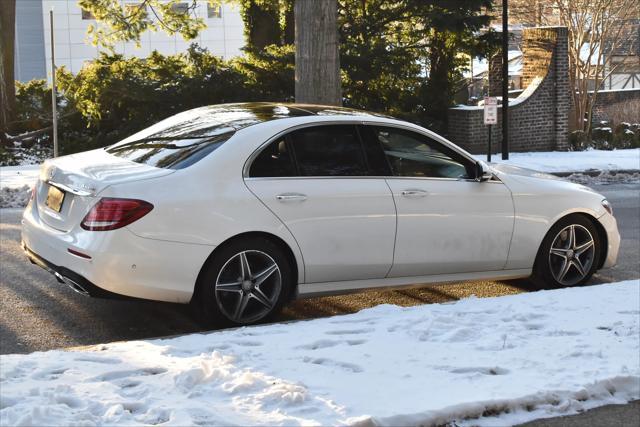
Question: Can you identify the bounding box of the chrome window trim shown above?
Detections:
[244,175,504,184]
[242,119,486,180]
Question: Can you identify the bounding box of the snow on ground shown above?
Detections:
[0,165,40,189]
[474,148,640,173]
[0,165,39,209]
[1,281,638,427]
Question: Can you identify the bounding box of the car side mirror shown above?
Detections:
[475,161,493,182]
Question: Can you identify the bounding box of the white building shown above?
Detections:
[15,0,245,83]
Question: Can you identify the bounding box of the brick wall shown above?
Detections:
[448,27,570,154]
[591,89,640,124]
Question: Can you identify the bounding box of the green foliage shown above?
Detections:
[56,45,259,150]
[568,130,588,151]
[569,122,639,152]
[239,0,290,52]
[612,122,639,149]
[337,0,496,131]
[591,126,614,150]
[233,44,295,101]
[3,43,299,166]
[14,80,53,132]
[5,0,501,163]
[78,0,217,49]
[338,1,422,116]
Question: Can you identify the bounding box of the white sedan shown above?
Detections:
[22,103,620,325]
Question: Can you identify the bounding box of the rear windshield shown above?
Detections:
[106,109,235,169]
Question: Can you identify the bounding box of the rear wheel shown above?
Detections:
[531,215,601,289]
[195,237,292,326]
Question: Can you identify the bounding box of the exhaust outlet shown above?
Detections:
[55,272,90,296]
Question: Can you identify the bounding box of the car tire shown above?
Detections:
[531,215,601,289]
[194,237,293,327]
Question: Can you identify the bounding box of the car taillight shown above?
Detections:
[81,198,153,231]
[30,185,36,200]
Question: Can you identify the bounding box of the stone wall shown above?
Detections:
[591,88,640,125]
[448,27,570,154]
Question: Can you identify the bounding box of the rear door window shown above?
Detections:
[249,138,296,177]
[288,125,367,176]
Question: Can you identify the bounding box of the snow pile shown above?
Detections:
[567,170,640,185]
[1,280,639,426]
[0,165,39,209]
[0,185,31,209]
[474,148,640,173]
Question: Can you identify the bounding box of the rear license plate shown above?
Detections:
[45,185,65,212]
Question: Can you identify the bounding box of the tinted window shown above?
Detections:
[289,125,367,176]
[250,138,295,177]
[371,127,472,179]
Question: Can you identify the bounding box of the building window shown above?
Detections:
[207,4,222,18]
[171,2,189,15]
[81,9,94,20]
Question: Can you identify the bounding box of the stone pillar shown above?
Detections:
[554,27,570,150]
[489,54,503,97]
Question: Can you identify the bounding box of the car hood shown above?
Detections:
[491,163,604,202]
[490,163,566,181]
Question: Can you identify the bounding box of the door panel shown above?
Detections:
[246,179,396,283]
[386,178,514,276]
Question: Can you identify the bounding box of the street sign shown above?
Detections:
[484,96,498,125]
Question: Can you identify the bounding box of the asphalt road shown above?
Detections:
[0,182,638,425]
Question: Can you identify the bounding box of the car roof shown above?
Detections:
[181,102,392,131]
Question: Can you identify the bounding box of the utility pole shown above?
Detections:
[501,0,509,160]
[50,10,58,157]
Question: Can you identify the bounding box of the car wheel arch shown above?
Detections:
[533,211,608,274]
[190,231,300,304]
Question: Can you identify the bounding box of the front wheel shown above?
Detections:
[195,237,292,326]
[532,215,601,289]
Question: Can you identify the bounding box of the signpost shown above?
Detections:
[50,10,58,157]
[484,96,498,162]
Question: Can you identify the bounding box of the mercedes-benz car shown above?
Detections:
[21,103,620,325]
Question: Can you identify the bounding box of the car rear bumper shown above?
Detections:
[21,200,214,303]
[22,244,140,299]
[599,212,620,269]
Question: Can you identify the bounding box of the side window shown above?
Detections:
[289,125,368,176]
[249,138,295,177]
[372,127,472,179]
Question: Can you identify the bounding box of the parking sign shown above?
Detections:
[484,97,498,125]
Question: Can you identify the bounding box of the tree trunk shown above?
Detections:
[242,0,282,52]
[423,31,454,128]
[294,0,341,105]
[0,0,16,133]
[283,0,295,45]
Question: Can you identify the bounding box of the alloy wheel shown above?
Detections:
[215,250,282,324]
[548,224,596,286]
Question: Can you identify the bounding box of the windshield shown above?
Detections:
[106,108,236,169]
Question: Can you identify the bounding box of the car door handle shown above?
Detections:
[401,189,428,197]
[276,193,307,202]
